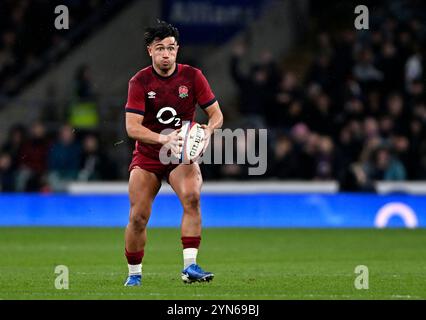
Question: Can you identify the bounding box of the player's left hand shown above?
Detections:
[200,124,213,154]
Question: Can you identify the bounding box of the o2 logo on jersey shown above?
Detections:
[156,106,181,126]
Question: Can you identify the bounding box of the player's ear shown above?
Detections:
[147,45,152,57]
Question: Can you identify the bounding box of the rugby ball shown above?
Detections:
[178,122,205,163]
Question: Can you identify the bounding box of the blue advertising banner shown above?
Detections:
[161,0,267,44]
[0,193,425,228]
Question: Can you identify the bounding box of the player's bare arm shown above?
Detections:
[126,112,183,153]
[200,101,223,149]
[201,101,223,133]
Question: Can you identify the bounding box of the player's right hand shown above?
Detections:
[160,128,183,157]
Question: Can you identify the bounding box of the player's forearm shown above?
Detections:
[206,110,223,131]
[127,125,167,145]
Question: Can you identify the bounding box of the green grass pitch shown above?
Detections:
[0,227,425,300]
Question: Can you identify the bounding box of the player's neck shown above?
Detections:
[152,63,177,78]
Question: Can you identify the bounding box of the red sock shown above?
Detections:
[181,236,201,249]
[125,248,144,265]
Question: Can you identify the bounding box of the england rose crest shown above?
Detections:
[178,85,188,98]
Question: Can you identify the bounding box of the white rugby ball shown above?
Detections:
[178,122,205,163]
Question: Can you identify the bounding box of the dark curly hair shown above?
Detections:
[144,20,179,46]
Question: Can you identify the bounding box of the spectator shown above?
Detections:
[68,65,100,136]
[307,93,335,136]
[335,124,363,177]
[365,146,407,181]
[0,152,15,192]
[18,122,49,172]
[281,100,305,130]
[339,162,376,192]
[230,43,276,128]
[314,136,336,180]
[290,123,316,179]
[73,64,96,100]
[16,122,50,191]
[377,41,404,93]
[353,48,384,90]
[405,45,424,88]
[417,141,426,179]
[270,134,298,179]
[407,79,425,106]
[365,90,382,118]
[390,134,410,176]
[48,124,81,191]
[305,53,335,95]
[407,117,425,179]
[1,124,26,170]
[272,72,303,128]
[78,134,117,181]
[386,93,408,134]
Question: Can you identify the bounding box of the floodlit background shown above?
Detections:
[0,0,426,227]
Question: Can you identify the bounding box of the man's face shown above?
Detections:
[376,150,390,169]
[148,36,179,72]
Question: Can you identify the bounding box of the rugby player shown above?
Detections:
[123,20,223,286]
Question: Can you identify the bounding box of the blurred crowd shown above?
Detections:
[0,0,109,97]
[2,1,426,192]
[0,62,117,192]
[226,8,426,191]
[0,122,118,192]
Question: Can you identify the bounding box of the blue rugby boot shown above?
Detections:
[181,264,214,283]
[124,274,142,287]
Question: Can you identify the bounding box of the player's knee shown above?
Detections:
[182,191,200,212]
[129,210,149,231]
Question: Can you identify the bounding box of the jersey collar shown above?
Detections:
[151,63,179,80]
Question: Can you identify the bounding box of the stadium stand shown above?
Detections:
[0,0,133,98]
[227,0,426,191]
[0,0,425,193]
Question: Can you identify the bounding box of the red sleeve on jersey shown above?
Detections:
[125,78,145,115]
[194,69,216,109]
